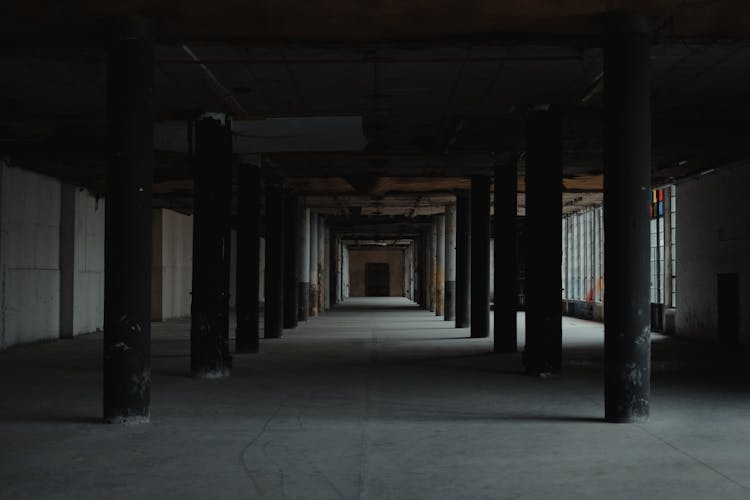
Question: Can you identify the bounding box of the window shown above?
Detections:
[561,206,604,302]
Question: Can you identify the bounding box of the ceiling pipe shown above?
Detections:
[181,44,249,117]
[158,55,582,65]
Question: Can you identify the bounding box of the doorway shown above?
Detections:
[365,263,390,296]
[717,273,739,346]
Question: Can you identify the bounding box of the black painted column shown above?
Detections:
[471,176,491,338]
[297,207,310,321]
[523,109,562,375]
[603,13,652,423]
[455,190,471,328]
[283,194,299,328]
[330,233,340,306]
[444,204,457,321]
[494,162,518,353]
[264,180,285,338]
[190,115,232,378]
[103,17,154,423]
[422,234,428,307]
[236,164,260,353]
[435,214,445,316]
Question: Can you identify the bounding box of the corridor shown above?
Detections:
[1,298,749,499]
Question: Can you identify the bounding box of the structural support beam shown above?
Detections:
[470,176,491,338]
[324,226,331,310]
[103,17,153,423]
[190,115,232,378]
[331,235,341,305]
[523,109,562,374]
[236,164,260,353]
[317,216,325,313]
[432,220,438,312]
[444,204,457,321]
[494,162,518,353]
[455,190,471,328]
[603,12,652,423]
[420,231,429,309]
[308,212,318,317]
[283,194,298,329]
[298,207,311,321]
[264,180,285,338]
[435,215,445,316]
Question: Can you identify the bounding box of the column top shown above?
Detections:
[111,17,155,42]
[603,12,651,35]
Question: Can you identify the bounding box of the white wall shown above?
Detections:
[151,209,193,321]
[676,166,750,345]
[0,163,61,348]
[60,184,105,337]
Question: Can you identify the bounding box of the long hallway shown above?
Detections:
[1,297,749,499]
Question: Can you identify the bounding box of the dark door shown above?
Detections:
[717,273,739,346]
[365,263,390,296]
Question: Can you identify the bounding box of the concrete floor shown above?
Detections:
[1,297,749,499]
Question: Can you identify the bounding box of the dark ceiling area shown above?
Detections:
[2,1,750,224]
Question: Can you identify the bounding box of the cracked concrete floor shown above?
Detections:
[1,297,750,499]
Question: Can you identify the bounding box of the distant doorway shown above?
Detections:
[717,273,739,346]
[365,263,390,296]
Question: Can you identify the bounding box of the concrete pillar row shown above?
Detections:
[455,191,471,328]
[235,164,261,353]
[298,207,310,321]
[309,212,318,317]
[494,162,519,353]
[603,12,652,423]
[523,109,563,374]
[324,226,331,310]
[331,235,341,305]
[428,220,437,312]
[190,115,233,379]
[317,216,325,313]
[283,195,298,329]
[423,229,429,309]
[264,180,285,338]
[435,214,446,316]
[444,204,457,321]
[103,17,154,423]
[470,176,491,338]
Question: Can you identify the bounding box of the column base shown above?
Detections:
[298,283,310,321]
[104,414,150,425]
[309,284,319,317]
[192,366,232,379]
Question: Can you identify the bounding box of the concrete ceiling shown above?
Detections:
[2,2,750,240]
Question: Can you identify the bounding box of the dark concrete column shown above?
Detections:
[420,232,429,308]
[413,238,421,305]
[471,176,491,338]
[455,190,471,328]
[190,114,233,379]
[309,212,318,317]
[523,109,562,374]
[317,216,325,313]
[103,18,154,423]
[283,194,298,328]
[236,164,260,353]
[435,214,445,316]
[331,235,341,305]
[298,207,310,321]
[603,13,652,423]
[264,180,284,338]
[494,162,518,353]
[324,226,331,310]
[427,220,437,312]
[444,204,457,320]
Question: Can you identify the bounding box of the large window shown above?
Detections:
[649,185,677,306]
[562,187,676,306]
[562,206,603,302]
